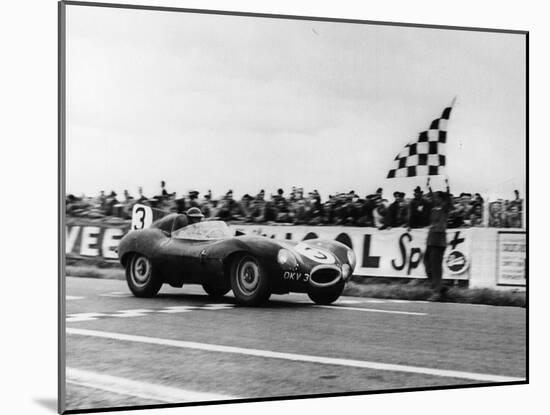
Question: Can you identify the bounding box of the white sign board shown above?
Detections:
[497,231,526,286]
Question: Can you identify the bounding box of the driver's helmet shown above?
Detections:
[186,207,205,223]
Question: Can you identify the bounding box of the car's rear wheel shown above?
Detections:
[202,281,231,298]
[307,279,345,305]
[126,253,162,297]
[230,254,271,306]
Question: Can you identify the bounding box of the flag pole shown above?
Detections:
[451,95,457,108]
[445,96,457,189]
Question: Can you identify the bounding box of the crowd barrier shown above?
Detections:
[65,219,525,289]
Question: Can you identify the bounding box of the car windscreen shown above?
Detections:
[172,221,234,240]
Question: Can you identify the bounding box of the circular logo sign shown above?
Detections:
[295,243,336,264]
[445,250,469,274]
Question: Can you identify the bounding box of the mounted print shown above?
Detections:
[59,1,528,413]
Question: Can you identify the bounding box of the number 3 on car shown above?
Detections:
[131,204,153,230]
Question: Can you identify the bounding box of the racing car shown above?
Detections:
[117,204,356,306]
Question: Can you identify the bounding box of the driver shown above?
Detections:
[151,207,205,234]
[186,207,205,225]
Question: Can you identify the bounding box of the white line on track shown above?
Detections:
[291,299,424,314]
[66,367,239,402]
[67,313,111,323]
[66,295,84,300]
[67,328,524,383]
[316,305,427,315]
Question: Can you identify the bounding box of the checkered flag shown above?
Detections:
[387,99,455,179]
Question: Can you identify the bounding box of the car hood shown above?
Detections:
[235,235,348,268]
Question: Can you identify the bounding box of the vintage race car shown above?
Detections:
[118,205,356,306]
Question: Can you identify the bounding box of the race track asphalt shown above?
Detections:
[63,276,526,412]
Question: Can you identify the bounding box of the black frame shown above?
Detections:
[58,1,529,414]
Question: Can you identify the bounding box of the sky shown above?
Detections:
[65,5,526,201]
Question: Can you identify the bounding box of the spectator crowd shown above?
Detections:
[66,180,524,229]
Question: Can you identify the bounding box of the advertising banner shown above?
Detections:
[65,219,471,280]
[233,225,471,280]
[497,231,526,286]
[66,219,130,260]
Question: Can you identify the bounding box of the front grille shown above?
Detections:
[310,266,341,287]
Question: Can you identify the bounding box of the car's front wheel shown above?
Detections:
[307,279,345,305]
[202,281,231,298]
[126,253,162,297]
[230,254,271,306]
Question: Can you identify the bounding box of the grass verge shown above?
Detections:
[343,280,525,308]
[66,265,125,280]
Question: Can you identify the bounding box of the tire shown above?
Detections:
[125,253,163,298]
[229,254,271,306]
[307,279,345,305]
[202,281,231,298]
